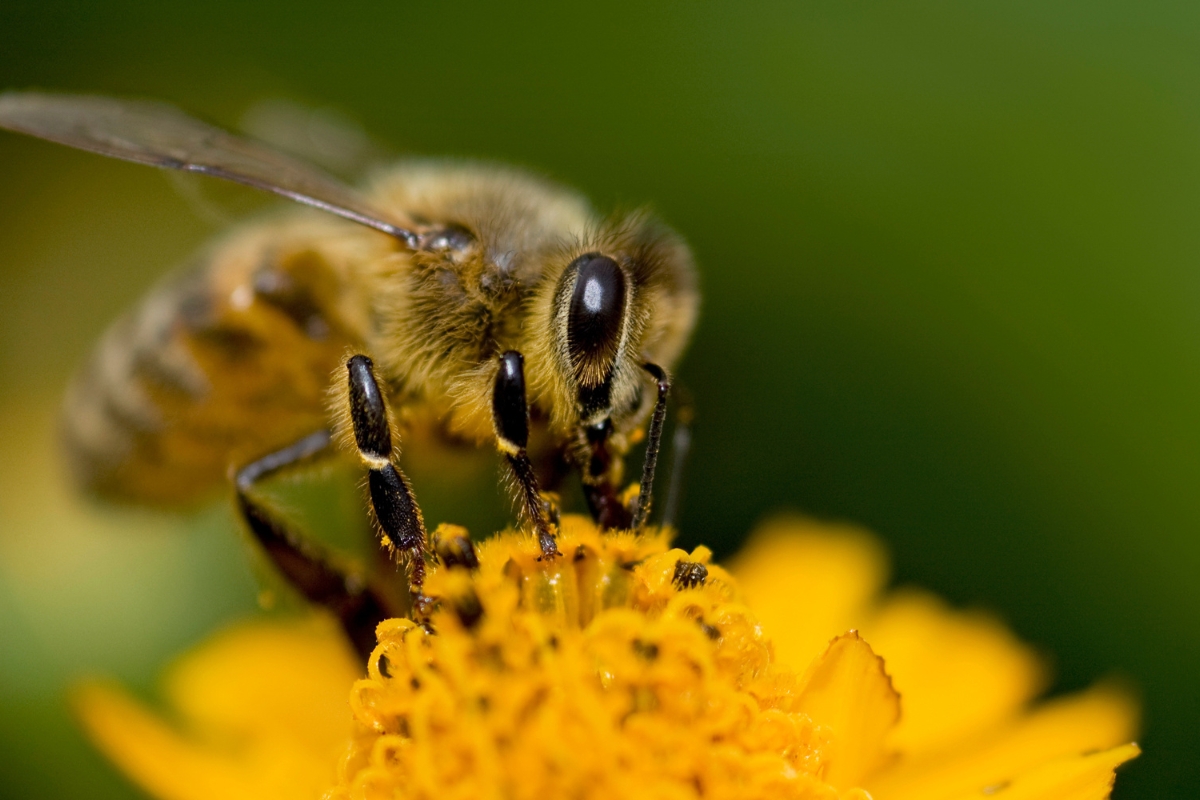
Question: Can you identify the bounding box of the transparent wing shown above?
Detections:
[0,91,416,244]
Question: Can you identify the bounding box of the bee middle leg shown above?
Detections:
[234,430,397,661]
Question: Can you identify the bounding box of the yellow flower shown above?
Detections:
[75,516,1138,800]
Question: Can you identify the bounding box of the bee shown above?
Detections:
[0,93,698,657]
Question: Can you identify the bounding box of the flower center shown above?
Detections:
[331,516,840,800]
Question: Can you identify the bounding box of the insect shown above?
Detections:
[0,92,698,657]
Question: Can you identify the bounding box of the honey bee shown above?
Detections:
[0,92,698,657]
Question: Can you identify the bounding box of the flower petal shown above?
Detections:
[731,517,887,670]
[75,680,264,800]
[73,615,361,800]
[163,614,359,752]
[794,631,901,789]
[863,590,1045,754]
[868,684,1139,800]
[946,743,1140,800]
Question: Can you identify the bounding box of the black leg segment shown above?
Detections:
[580,419,634,530]
[234,430,395,661]
[493,351,559,558]
[493,351,530,449]
[346,354,392,462]
[345,355,431,618]
[235,429,333,491]
[368,464,424,552]
[632,362,671,529]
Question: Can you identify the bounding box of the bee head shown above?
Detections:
[545,212,698,434]
[559,252,629,421]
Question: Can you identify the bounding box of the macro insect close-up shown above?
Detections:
[3,4,1199,800]
[0,92,698,658]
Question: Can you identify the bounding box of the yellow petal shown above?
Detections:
[946,743,1140,800]
[863,590,1045,754]
[869,684,1139,800]
[795,631,901,789]
[730,517,887,670]
[163,614,360,753]
[75,680,280,800]
[74,614,361,800]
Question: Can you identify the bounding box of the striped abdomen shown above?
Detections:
[61,221,374,505]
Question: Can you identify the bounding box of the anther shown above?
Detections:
[672,559,708,589]
[632,639,660,660]
[452,589,485,629]
[434,528,480,570]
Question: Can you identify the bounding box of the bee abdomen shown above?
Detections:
[60,267,216,502]
[61,238,358,505]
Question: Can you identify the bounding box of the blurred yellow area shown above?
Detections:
[0,394,258,797]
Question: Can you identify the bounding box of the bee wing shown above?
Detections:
[0,91,417,245]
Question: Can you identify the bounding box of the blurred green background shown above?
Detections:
[1,1,1198,797]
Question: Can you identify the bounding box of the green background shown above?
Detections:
[1,1,1197,797]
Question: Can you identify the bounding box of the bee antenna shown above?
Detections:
[386,226,420,249]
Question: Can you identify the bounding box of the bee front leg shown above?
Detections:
[492,351,560,559]
[580,419,633,530]
[234,430,396,661]
[579,362,672,531]
[344,355,433,622]
[631,362,672,529]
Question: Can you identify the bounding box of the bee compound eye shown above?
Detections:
[566,253,627,376]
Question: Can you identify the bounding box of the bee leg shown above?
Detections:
[660,381,694,529]
[581,420,634,530]
[344,355,433,622]
[234,430,396,661]
[631,362,672,529]
[492,351,560,559]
